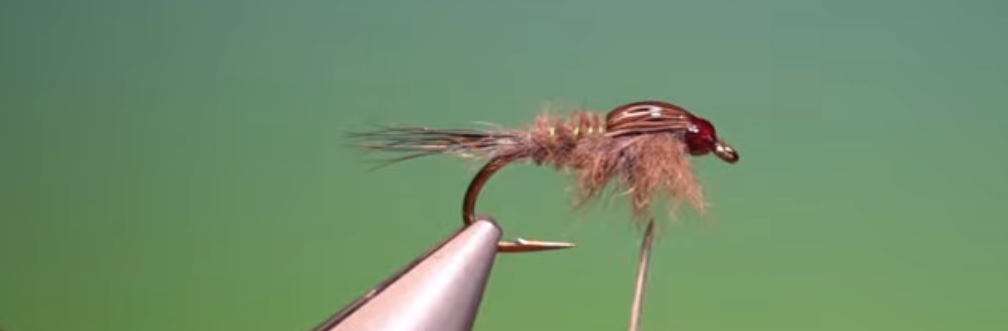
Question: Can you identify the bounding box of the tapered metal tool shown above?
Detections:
[313,218,503,331]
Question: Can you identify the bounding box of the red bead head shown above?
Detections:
[685,116,739,164]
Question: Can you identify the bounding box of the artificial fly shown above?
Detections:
[349,100,740,330]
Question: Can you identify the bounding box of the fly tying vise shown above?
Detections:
[350,100,739,253]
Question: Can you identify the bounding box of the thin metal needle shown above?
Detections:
[628,219,656,331]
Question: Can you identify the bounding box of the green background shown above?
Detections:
[2,0,1006,330]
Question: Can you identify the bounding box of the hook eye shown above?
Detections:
[713,141,739,164]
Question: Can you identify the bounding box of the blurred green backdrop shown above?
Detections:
[2,0,1007,330]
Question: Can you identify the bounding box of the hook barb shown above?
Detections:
[498,238,577,252]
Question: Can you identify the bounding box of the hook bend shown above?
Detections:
[462,156,576,253]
